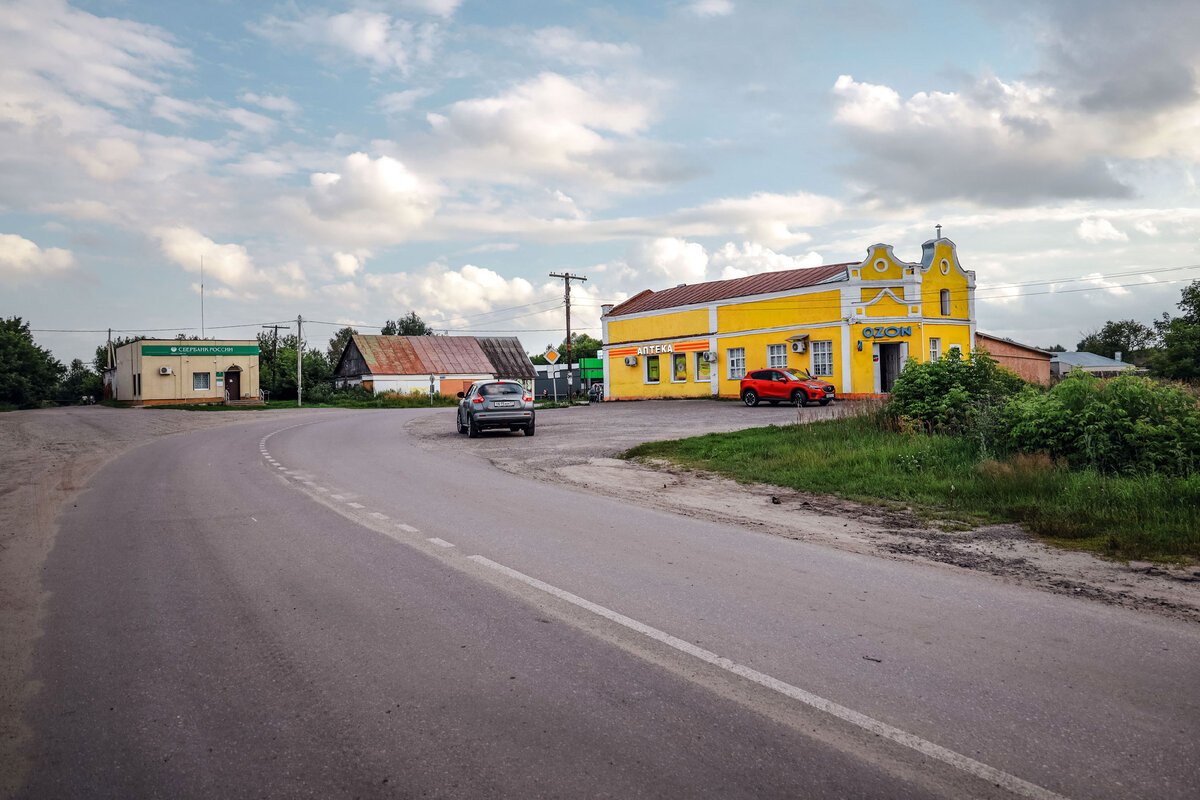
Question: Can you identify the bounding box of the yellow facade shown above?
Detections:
[602,239,976,400]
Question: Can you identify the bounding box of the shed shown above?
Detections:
[974,332,1053,385]
[334,335,535,396]
[1050,351,1139,378]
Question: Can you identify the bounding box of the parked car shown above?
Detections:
[739,368,835,407]
[457,380,536,437]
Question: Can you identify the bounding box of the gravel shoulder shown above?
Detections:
[411,399,1200,625]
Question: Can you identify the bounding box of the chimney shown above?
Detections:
[935,223,942,239]
[601,303,614,316]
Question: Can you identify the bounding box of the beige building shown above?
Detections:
[111,339,261,405]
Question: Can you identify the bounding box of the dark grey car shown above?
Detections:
[457,380,535,437]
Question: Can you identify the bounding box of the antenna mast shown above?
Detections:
[200,255,205,338]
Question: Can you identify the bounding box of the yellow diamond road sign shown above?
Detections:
[545,348,560,364]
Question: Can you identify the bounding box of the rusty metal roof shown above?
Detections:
[349,334,534,377]
[606,263,851,317]
[475,337,537,379]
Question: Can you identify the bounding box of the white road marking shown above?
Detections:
[330,494,346,501]
[397,523,418,533]
[315,487,329,493]
[427,537,455,548]
[370,511,389,520]
[468,555,1069,800]
[347,501,365,509]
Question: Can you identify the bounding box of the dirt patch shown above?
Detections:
[412,400,1200,625]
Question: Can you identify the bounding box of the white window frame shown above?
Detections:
[810,341,833,377]
[693,352,711,382]
[727,347,746,380]
[644,354,661,384]
[929,337,942,362]
[767,343,788,369]
[193,372,211,391]
[670,352,687,383]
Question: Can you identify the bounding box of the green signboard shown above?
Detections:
[141,344,259,357]
[580,357,603,379]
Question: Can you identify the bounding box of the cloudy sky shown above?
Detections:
[3,0,1199,364]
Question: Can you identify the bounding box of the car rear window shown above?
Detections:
[480,383,522,396]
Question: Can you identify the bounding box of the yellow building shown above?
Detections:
[601,238,975,399]
[111,339,261,405]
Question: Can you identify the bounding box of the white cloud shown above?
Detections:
[668,191,842,248]
[1076,218,1128,243]
[0,233,74,280]
[153,225,257,288]
[66,137,143,181]
[1134,220,1160,236]
[398,0,463,18]
[710,242,825,280]
[530,27,639,67]
[251,9,435,75]
[333,250,370,277]
[689,0,734,17]
[239,92,300,116]
[222,107,277,135]
[303,152,439,243]
[379,88,433,115]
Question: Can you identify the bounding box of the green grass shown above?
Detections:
[624,415,1200,562]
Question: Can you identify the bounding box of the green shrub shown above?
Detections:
[887,349,1026,437]
[1005,372,1200,476]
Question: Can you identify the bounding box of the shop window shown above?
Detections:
[767,343,787,368]
[694,352,711,382]
[727,347,746,380]
[645,356,660,384]
[194,372,211,391]
[929,338,942,362]
[810,341,833,377]
[940,289,951,316]
[671,353,687,382]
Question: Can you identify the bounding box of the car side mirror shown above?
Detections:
[456,392,465,398]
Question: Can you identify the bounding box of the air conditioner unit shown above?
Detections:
[703,351,718,362]
[790,341,807,354]
[624,355,638,366]
[158,366,173,375]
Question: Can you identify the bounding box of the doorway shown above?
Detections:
[225,368,241,401]
[875,343,903,393]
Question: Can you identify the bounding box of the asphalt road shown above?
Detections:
[18,408,1200,799]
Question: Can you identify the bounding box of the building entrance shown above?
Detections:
[225,368,241,401]
[876,343,903,393]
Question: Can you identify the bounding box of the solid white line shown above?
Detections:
[467,555,1069,800]
[427,537,455,548]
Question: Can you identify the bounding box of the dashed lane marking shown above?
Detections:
[427,538,455,548]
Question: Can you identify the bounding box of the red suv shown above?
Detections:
[740,368,835,407]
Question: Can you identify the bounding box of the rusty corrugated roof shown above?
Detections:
[352,335,496,375]
[476,337,537,379]
[606,263,851,317]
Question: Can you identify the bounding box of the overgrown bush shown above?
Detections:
[1005,372,1200,476]
[887,349,1026,436]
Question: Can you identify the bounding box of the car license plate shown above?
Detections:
[492,400,516,408]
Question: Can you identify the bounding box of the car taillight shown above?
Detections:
[472,396,483,404]
[523,395,532,402]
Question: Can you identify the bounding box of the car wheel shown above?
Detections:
[468,415,480,438]
[741,389,759,407]
[523,420,536,436]
[818,397,831,406]
[791,390,806,407]
[456,412,466,434]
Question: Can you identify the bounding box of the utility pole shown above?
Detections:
[296,314,303,407]
[549,272,587,401]
[262,323,288,400]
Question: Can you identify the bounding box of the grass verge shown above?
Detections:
[624,415,1200,563]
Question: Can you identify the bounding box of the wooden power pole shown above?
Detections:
[549,272,587,398]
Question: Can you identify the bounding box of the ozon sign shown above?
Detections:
[860,325,912,339]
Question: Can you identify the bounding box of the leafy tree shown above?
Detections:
[1149,280,1200,380]
[1039,344,1067,352]
[327,326,358,365]
[530,332,601,364]
[93,335,143,373]
[381,311,435,336]
[1076,319,1155,360]
[61,358,103,402]
[0,317,64,408]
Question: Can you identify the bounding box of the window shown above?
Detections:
[767,343,787,368]
[193,372,211,391]
[672,353,687,382]
[727,347,745,379]
[480,382,522,396]
[940,289,951,316]
[694,352,711,381]
[929,338,942,362]
[645,355,660,383]
[810,341,833,377]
